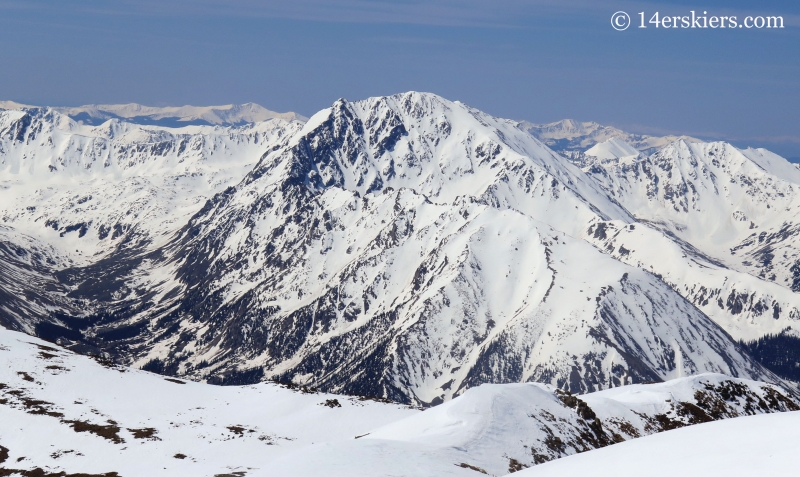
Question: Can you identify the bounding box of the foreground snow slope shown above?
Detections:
[335,374,798,476]
[520,410,800,477]
[0,328,417,477]
[1,327,796,476]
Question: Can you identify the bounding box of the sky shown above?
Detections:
[1,0,798,157]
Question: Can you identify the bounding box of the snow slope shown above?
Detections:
[1,327,796,477]
[50,92,780,405]
[583,140,800,252]
[1,92,800,403]
[0,328,418,477]
[584,137,640,165]
[579,140,800,340]
[519,410,800,477]
[332,374,798,476]
[582,220,800,341]
[0,225,77,332]
[0,107,303,263]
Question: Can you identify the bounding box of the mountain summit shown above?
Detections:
[0,92,798,406]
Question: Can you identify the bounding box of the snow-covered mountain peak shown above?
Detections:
[0,100,34,110]
[2,91,800,410]
[0,104,304,262]
[585,137,641,164]
[77,101,307,126]
[50,91,781,405]
[0,106,301,179]
[586,138,800,236]
[740,146,800,185]
[257,91,633,236]
[577,136,800,338]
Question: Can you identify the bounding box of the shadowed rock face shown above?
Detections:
[352,374,800,474]
[0,93,796,404]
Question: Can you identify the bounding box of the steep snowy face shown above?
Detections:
[1,93,796,405]
[584,140,800,249]
[0,226,79,332]
[0,107,304,261]
[55,93,776,405]
[583,220,800,342]
[577,140,800,341]
[132,189,774,403]
[255,93,633,235]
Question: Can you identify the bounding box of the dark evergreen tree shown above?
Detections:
[740,333,800,382]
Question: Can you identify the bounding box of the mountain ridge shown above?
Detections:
[520,118,702,156]
[0,92,799,405]
[1,99,721,153]
[0,101,307,127]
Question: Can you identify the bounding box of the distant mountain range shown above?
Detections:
[1,93,799,408]
[520,118,702,156]
[1,99,757,157]
[0,100,307,127]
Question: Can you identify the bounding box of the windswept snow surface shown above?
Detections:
[1,328,797,477]
[0,328,418,477]
[519,410,800,477]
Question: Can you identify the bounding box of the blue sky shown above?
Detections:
[1,0,798,157]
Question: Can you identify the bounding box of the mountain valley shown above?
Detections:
[3,92,800,475]
[2,94,800,403]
